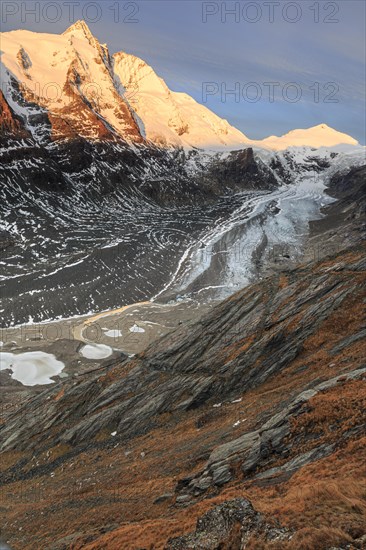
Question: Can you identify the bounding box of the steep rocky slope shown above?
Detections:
[1,238,365,549]
[0,90,30,138]
[310,164,366,243]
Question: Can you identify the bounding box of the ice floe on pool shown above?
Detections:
[104,329,123,338]
[0,351,65,386]
[129,324,145,333]
[79,343,113,359]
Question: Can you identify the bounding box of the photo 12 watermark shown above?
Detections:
[201,1,340,24]
[202,81,340,104]
[1,1,140,24]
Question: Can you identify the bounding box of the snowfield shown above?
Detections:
[79,344,113,360]
[0,351,65,385]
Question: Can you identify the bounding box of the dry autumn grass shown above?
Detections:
[36,376,363,550]
[1,248,365,549]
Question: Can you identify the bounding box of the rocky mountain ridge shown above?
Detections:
[1,21,360,150]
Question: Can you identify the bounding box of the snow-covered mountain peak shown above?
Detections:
[0,23,361,151]
[62,19,95,40]
[113,50,250,148]
[62,20,111,70]
[257,124,359,151]
[113,51,169,95]
[0,25,142,141]
[314,123,330,130]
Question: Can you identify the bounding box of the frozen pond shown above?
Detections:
[0,351,65,386]
[129,324,145,333]
[79,344,113,359]
[104,329,123,338]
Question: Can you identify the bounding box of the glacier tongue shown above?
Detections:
[1,136,363,327]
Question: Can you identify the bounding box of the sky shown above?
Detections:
[1,0,365,143]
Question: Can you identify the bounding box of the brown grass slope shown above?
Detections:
[0,244,365,549]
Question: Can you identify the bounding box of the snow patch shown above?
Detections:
[0,351,65,386]
[129,324,145,333]
[79,343,113,359]
[104,329,123,338]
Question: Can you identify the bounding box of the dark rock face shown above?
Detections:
[180,368,365,497]
[0,138,278,207]
[166,498,291,549]
[0,230,16,251]
[327,165,366,219]
[0,90,30,138]
[202,147,278,193]
[308,165,366,252]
